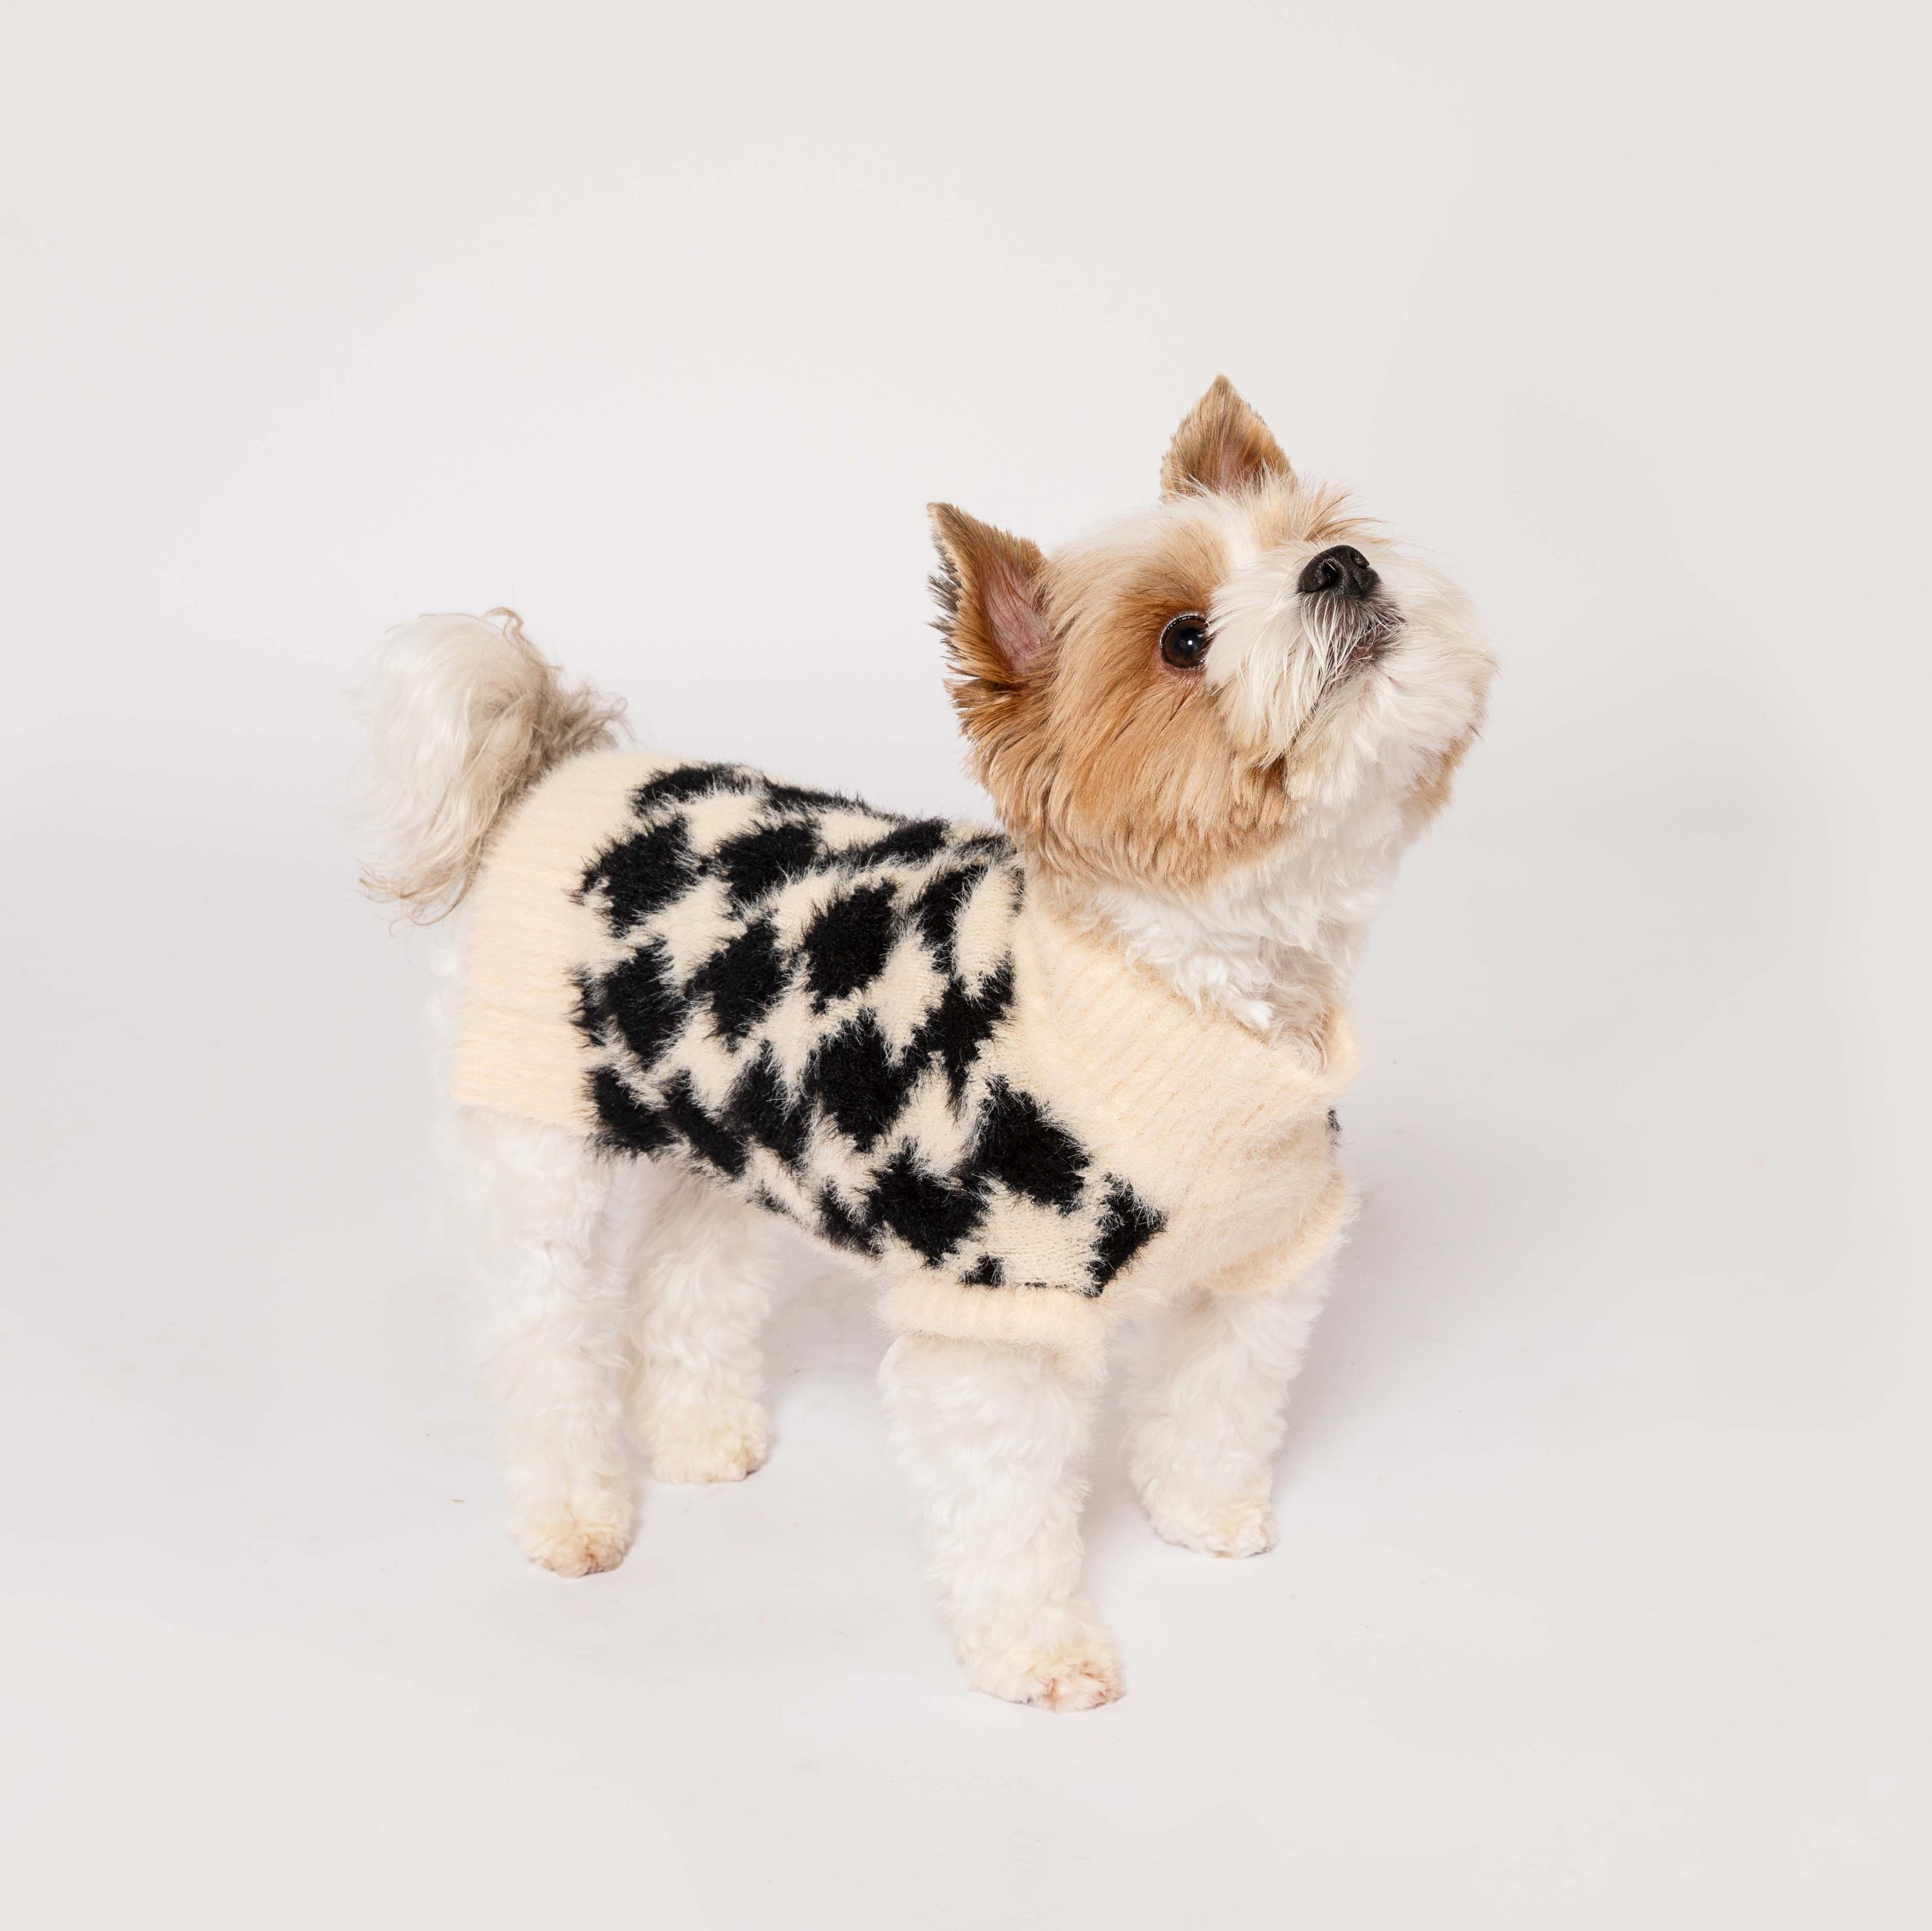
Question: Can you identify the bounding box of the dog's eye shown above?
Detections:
[1159,613,1210,670]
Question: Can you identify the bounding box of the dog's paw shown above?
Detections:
[962,1603,1124,1711]
[999,1652,1125,1712]
[643,1401,770,1485]
[515,1509,634,1578]
[1141,1485,1278,1558]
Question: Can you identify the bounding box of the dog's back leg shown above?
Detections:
[623,1163,777,1485]
[452,1106,637,1576]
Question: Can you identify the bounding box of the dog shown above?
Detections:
[354,379,1495,1709]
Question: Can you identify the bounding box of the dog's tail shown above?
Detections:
[352,608,627,923]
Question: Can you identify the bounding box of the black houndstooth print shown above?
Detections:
[571,762,1164,1297]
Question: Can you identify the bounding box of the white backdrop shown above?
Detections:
[3,3,1926,1925]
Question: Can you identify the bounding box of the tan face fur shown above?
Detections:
[929,379,1494,899]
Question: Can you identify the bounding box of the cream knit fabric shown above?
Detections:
[452,751,1356,1364]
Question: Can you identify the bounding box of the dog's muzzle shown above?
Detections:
[1299,545,1401,675]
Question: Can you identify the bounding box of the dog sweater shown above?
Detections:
[451,752,1356,1363]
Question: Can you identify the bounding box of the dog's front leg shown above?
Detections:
[880,1333,1120,1711]
[1122,1254,1335,1558]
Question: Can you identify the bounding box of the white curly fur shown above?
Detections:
[881,1333,1121,1710]
[1123,1255,1336,1558]
[352,609,628,921]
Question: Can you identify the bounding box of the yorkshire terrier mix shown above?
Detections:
[356,379,1495,1709]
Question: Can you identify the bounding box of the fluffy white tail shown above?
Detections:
[352,608,627,922]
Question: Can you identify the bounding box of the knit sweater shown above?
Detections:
[451,751,1357,1363]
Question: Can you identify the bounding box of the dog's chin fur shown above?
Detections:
[357,377,1495,1708]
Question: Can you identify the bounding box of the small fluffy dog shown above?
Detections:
[356,380,1495,1709]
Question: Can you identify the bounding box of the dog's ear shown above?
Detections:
[928,504,1054,738]
[1160,376,1293,499]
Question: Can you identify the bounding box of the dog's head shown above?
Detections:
[929,379,1495,898]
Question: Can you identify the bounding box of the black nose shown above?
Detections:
[1298,544,1379,599]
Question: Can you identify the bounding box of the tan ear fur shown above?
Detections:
[927,503,1055,753]
[1160,377,1293,500]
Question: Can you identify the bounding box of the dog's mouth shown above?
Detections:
[1308,592,1403,688]
[1274,596,1407,769]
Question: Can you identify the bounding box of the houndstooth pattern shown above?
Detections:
[571,762,1164,1298]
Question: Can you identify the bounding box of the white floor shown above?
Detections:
[4,751,1922,1926]
[4,5,1926,1925]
